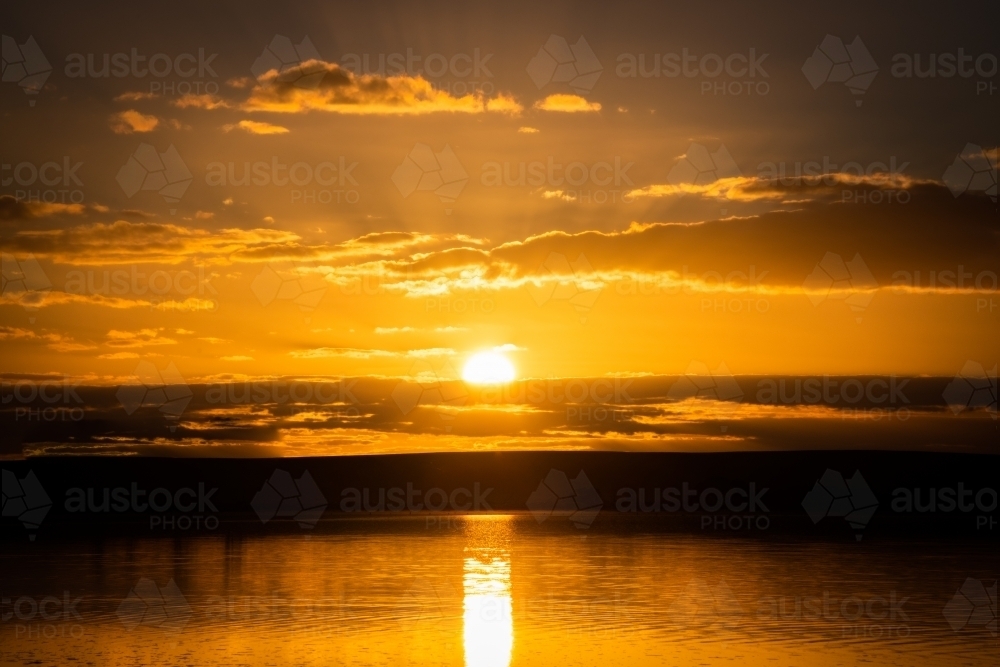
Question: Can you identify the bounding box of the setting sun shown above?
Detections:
[1,4,997,667]
[462,351,516,385]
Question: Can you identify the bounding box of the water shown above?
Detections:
[2,515,995,666]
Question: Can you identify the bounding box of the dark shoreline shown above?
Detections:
[3,450,997,541]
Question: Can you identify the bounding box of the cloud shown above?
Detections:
[7,374,992,459]
[173,93,233,109]
[114,91,159,102]
[533,94,601,112]
[289,347,455,359]
[0,326,38,340]
[484,94,523,115]
[1,220,298,265]
[222,119,290,135]
[0,196,87,221]
[48,340,98,352]
[518,126,540,133]
[0,289,219,312]
[628,173,927,203]
[0,327,96,352]
[97,351,140,360]
[5,183,989,314]
[226,76,254,89]
[317,182,996,296]
[221,355,254,361]
[243,61,520,115]
[109,110,160,134]
[105,329,177,349]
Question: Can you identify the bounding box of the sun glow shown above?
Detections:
[464,551,513,667]
[462,351,516,384]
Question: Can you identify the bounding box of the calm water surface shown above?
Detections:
[2,515,996,666]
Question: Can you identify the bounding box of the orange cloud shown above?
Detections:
[628,173,928,203]
[105,329,177,348]
[173,93,233,109]
[2,220,299,265]
[222,119,290,134]
[0,196,87,220]
[114,91,159,102]
[484,94,523,115]
[109,110,160,134]
[533,94,601,112]
[289,347,455,359]
[244,61,519,115]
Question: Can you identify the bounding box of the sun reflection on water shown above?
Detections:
[463,516,514,667]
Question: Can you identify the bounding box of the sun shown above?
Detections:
[462,351,516,385]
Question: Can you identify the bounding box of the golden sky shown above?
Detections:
[1,2,997,457]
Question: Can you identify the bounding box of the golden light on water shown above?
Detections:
[462,516,515,667]
[463,549,513,667]
[462,351,517,385]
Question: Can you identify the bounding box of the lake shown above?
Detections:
[2,514,995,666]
